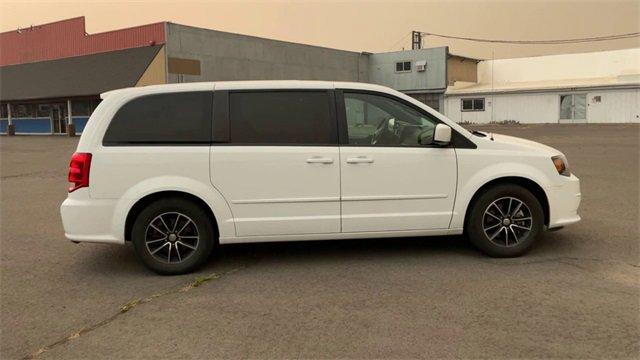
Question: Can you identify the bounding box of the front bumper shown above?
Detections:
[546,174,581,229]
[60,189,122,244]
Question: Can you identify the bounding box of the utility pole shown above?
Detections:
[412,31,422,50]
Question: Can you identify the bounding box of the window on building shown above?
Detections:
[36,104,51,117]
[461,98,485,112]
[72,101,91,116]
[229,91,335,144]
[560,94,586,120]
[13,104,36,118]
[0,104,7,118]
[395,61,412,73]
[409,93,440,112]
[90,99,102,114]
[344,92,437,146]
[103,92,212,145]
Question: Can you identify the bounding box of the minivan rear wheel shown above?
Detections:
[131,197,215,275]
[466,184,544,257]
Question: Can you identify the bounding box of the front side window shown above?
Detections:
[103,92,212,145]
[229,91,335,144]
[344,92,437,146]
[461,98,484,112]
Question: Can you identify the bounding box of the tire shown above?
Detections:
[131,197,216,275]
[466,184,544,257]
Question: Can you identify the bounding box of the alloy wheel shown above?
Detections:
[482,197,533,247]
[144,212,200,264]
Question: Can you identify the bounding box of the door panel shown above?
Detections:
[211,146,340,236]
[574,94,587,120]
[338,91,457,233]
[51,104,67,134]
[340,146,457,232]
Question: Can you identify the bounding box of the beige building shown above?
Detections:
[444,48,640,124]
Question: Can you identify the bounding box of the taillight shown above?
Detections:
[68,152,92,192]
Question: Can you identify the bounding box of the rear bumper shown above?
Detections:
[547,174,581,229]
[60,189,123,244]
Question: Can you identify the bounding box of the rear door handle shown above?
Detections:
[346,156,374,164]
[306,157,334,164]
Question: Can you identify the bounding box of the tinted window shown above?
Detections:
[103,92,212,145]
[344,92,437,146]
[229,91,335,144]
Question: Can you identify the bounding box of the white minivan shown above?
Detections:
[60,81,581,274]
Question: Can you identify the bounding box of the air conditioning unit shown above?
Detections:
[416,60,427,72]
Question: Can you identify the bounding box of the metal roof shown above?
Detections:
[447,52,483,62]
[0,17,165,66]
[446,75,640,95]
[0,45,162,101]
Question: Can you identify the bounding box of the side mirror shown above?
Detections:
[433,124,452,146]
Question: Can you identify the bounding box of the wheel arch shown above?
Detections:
[463,176,550,229]
[124,190,220,242]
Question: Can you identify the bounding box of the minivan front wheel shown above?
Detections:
[467,184,544,257]
[132,197,215,275]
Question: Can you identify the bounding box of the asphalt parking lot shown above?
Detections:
[1,124,638,359]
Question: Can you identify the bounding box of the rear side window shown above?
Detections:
[229,91,336,144]
[103,92,212,145]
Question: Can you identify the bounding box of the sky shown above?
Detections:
[0,0,638,60]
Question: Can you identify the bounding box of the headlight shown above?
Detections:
[552,155,570,176]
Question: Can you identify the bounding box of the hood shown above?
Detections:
[485,133,560,156]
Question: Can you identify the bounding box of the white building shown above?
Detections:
[444,48,640,124]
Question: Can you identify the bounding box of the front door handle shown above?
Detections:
[306,157,334,164]
[346,156,374,164]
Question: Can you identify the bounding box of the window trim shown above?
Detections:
[218,89,339,146]
[336,89,476,149]
[461,98,485,112]
[395,61,412,73]
[102,91,214,147]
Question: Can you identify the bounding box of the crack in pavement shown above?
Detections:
[22,266,245,360]
[485,256,640,269]
[17,254,637,359]
[1,170,61,180]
